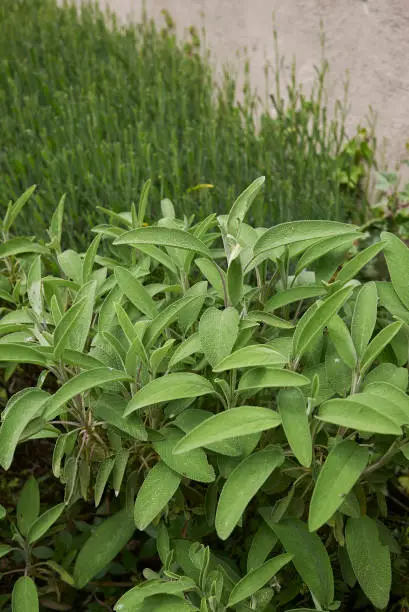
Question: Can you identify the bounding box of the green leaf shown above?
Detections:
[270,519,334,608]
[351,282,377,358]
[377,281,409,326]
[3,185,37,232]
[228,553,293,607]
[364,382,409,423]
[58,249,83,284]
[137,179,151,226]
[360,321,402,374]
[82,234,101,283]
[292,286,353,359]
[327,314,357,368]
[114,226,211,258]
[227,257,243,306]
[363,363,408,392]
[45,560,75,586]
[48,194,65,249]
[27,503,65,544]
[74,508,135,588]
[195,257,225,294]
[125,373,213,415]
[381,231,409,309]
[94,394,147,439]
[247,522,278,572]
[114,578,196,611]
[317,397,402,435]
[295,233,359,275]
[94,457,115,506]
[113,450,130,495]
[143,295,200,349]
[174,408,241,456]
[42,368,131,420]
[265,285,326,312]
[245,310,294,329]
[27,256,42,317]
[0,504,6,520]
[346,516,391,609]
[227,176,265,236]
[0,544,13,558]
[309,441,369,532]
[0,389,49,470]
[12,576,39,612]
[154,429,215,483]
[115,266,158,318]
[336,241,385,285]
[238,368,310,392]
[168,333,202,369]
[53,298,86,359]
[199,307,240,368]
[0,238,48,259]
[174,406,281,454]
[214,344,287,372]
[278,388,312,468]
[254,221,359,257]
[17,477,40,536]
[215,447,284,540]
[134,461,181,531]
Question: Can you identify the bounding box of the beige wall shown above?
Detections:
[72,0,409,172]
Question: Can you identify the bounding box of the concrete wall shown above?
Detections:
[72,0,409,171]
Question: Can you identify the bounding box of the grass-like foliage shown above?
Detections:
[0,182,409,610]
[0,0,371,247]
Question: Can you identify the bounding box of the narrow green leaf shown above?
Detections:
[114,578,196,611]
[0,238,48,259]
[228,553,293,606]
[174,408,241,456]
[363,363,408,392]
[245,310,294,329]
[48,194,65,248]
[42,368,130,420]
[327,314,357,368]
[28,503,65,544]
[215,447,284,540]
[351,282,377,358]
[270,519,334,608]
[114,226,211,258]
[12,576,39,612]
[296,233,359,275]
[4,185,37,232]
[94,457,115,506]
[278,388,312,468]
[174,406,281,454]
[125,373,214,415]
[377,281,409,326]
[227,257,243,306]
[53,298,87,359]
[74,508,135,588]
[0,389,49,470]
[168,333,202,369]
[27,256,42,317]
[360,321,402,374]
[115,266,158,318]
[265,285,326,312]
[238,368,310,392]
[214,345,287,372]
[346,516,391,609]
[199,307,240,368]
[113,450,130,495]
[382,231,409,309]
[144,295,200,348]
[134,461,181,531]
[317,397,402,435]
[292,286,353,359]
[137,179,151,226]
[17,477,40,536]
[0,344,49,366]
[337,241,385,284]
[309,441,369,532]
[227,176,265,236]
[254,221,359,257]
[247,522,278,572]
[82,234,101,283]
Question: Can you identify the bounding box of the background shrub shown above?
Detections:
[0,0,373,247]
